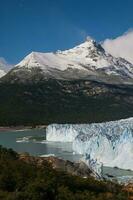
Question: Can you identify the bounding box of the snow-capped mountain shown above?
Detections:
[46,118,133,175]
[4,37,133,84]
[0,68,6,78]
[0,60,7,78]
[1,38,133,125]
[0,57,13,78]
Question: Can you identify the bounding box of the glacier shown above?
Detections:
[46,118,133,175]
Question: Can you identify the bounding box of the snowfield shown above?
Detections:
[46,118,133,175]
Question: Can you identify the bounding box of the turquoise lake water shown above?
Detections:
[0,128,82,161]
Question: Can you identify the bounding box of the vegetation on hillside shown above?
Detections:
[0,80,133,126]
[0,145,128,200]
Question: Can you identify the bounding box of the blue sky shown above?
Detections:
[0,0,133,64]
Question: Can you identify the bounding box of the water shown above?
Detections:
[0,128,82,162]
[103,166,133,183]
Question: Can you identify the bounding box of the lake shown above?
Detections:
[0,128,82,161]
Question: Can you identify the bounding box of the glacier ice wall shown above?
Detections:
[46,118,133,172]
[46,124,79,142]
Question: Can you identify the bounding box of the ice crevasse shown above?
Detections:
[46,118,133,174]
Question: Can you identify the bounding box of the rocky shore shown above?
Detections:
[19,152,100,179]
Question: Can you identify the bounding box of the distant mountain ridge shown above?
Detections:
[0,60,6,78]
[0,57,13,78]
[0,68,6,78]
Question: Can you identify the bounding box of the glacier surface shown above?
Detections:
[46,118,133,174]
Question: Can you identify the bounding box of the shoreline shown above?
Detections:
[0,125,47,132]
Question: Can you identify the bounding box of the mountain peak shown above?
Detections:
[28,51,39,58]
[86,36,95,43]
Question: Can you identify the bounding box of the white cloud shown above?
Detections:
[102,29,133,64]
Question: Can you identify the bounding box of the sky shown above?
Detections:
[0,0,133,64]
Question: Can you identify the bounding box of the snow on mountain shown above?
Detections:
[0,60,6,78]
[0,57,13,78]
[13,37,133,84]
[46,118,133,175]
[0,69,6,78]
